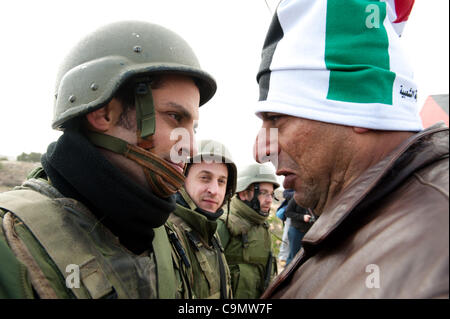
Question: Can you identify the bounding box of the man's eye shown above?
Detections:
[269,115,281,123]
[168,113,182,122]
[264,113,282,124]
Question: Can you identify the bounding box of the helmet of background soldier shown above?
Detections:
[236,163,280,193]
[186,139,237,201]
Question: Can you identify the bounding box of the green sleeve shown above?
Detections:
[0,238,35,299]
[216,219,230,249]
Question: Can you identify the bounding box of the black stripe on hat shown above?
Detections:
[257,11,284,101]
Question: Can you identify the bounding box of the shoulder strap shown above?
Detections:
[211,236,229,299]
[241,233,251,263]
[216,219,231,249]
[166,226,191,269]
[152,225,177,299]
[165,222,193,299]
[0,189,124,299]
[2,212,58,299]
[185,230,221,297]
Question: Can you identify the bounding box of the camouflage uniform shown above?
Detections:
[167,189,232,299]
[0,169,188,298]
[216,163,279,298]
[166,140,237,299]
[0,21,215,299]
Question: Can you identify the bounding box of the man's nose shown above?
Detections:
[253,126,279,164]
[261,194,273,206]
[207,181,219,195]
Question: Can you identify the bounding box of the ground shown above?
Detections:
[0,160,39,192]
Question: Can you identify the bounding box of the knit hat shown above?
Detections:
[256,0,422,131]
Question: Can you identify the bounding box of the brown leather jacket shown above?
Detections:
[262,123,449,299]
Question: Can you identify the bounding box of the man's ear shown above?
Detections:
[353,127,370,134]
[85,99,122,132]
[85,107,111,132]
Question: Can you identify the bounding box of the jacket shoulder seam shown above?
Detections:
[413,173,449,199]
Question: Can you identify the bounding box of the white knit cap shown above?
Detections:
[256,0,423,131]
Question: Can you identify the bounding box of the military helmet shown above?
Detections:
[187,139,237,197]
[52,20,216,130]
[236,163,280,193]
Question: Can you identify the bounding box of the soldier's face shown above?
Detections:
[150,74,200,173]
[241,182,274,213]
[100,74,200,192]
[184,162,228,213]
[256,182,274,213]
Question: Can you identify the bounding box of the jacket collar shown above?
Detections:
[230,196,268,225]
[302,123,449,246]
[174,189,219,241]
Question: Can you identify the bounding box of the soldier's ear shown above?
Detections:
[237,191,247,201]
[85,99,122,132]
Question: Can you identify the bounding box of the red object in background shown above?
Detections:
[393,0,415,23]
[420,94,449,128]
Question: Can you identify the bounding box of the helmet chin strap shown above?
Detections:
[86,80,185,198]
[243,183,268,216]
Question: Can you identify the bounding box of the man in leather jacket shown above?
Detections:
[254,0,448,298]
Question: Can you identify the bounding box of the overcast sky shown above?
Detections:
[0,0,448,173]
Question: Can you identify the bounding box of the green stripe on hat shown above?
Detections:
[325,0,395,105]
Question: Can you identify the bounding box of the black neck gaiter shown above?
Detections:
[41,130,175,254]
[175,192,224,221]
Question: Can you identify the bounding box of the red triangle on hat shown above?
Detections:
[393,0,415,23]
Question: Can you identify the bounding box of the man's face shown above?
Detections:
[243,182,275,213]
[184,162,229,213]
[254,113,349,213]
[104,74,200,191]
[149,74,200,173]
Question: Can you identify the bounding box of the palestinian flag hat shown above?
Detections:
[257,0,422,131]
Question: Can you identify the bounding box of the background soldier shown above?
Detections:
[217,163,279,299]
[167,140,237,299]
[0,20,216,299]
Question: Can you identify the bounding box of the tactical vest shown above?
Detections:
[166,189,232,299]
[217,197,277,299]
[0,178,188,299]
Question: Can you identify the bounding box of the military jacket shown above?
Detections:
[0,177,189,299]
[216,196,277,299]
[166,189,232,299]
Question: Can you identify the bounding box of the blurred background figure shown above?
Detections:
[217,163,279,299]
[275,189,294,269]
[285,199,316,265]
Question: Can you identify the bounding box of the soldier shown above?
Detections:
[167,140,237,299]
[216,163,280,299]
[0,20,216,299]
